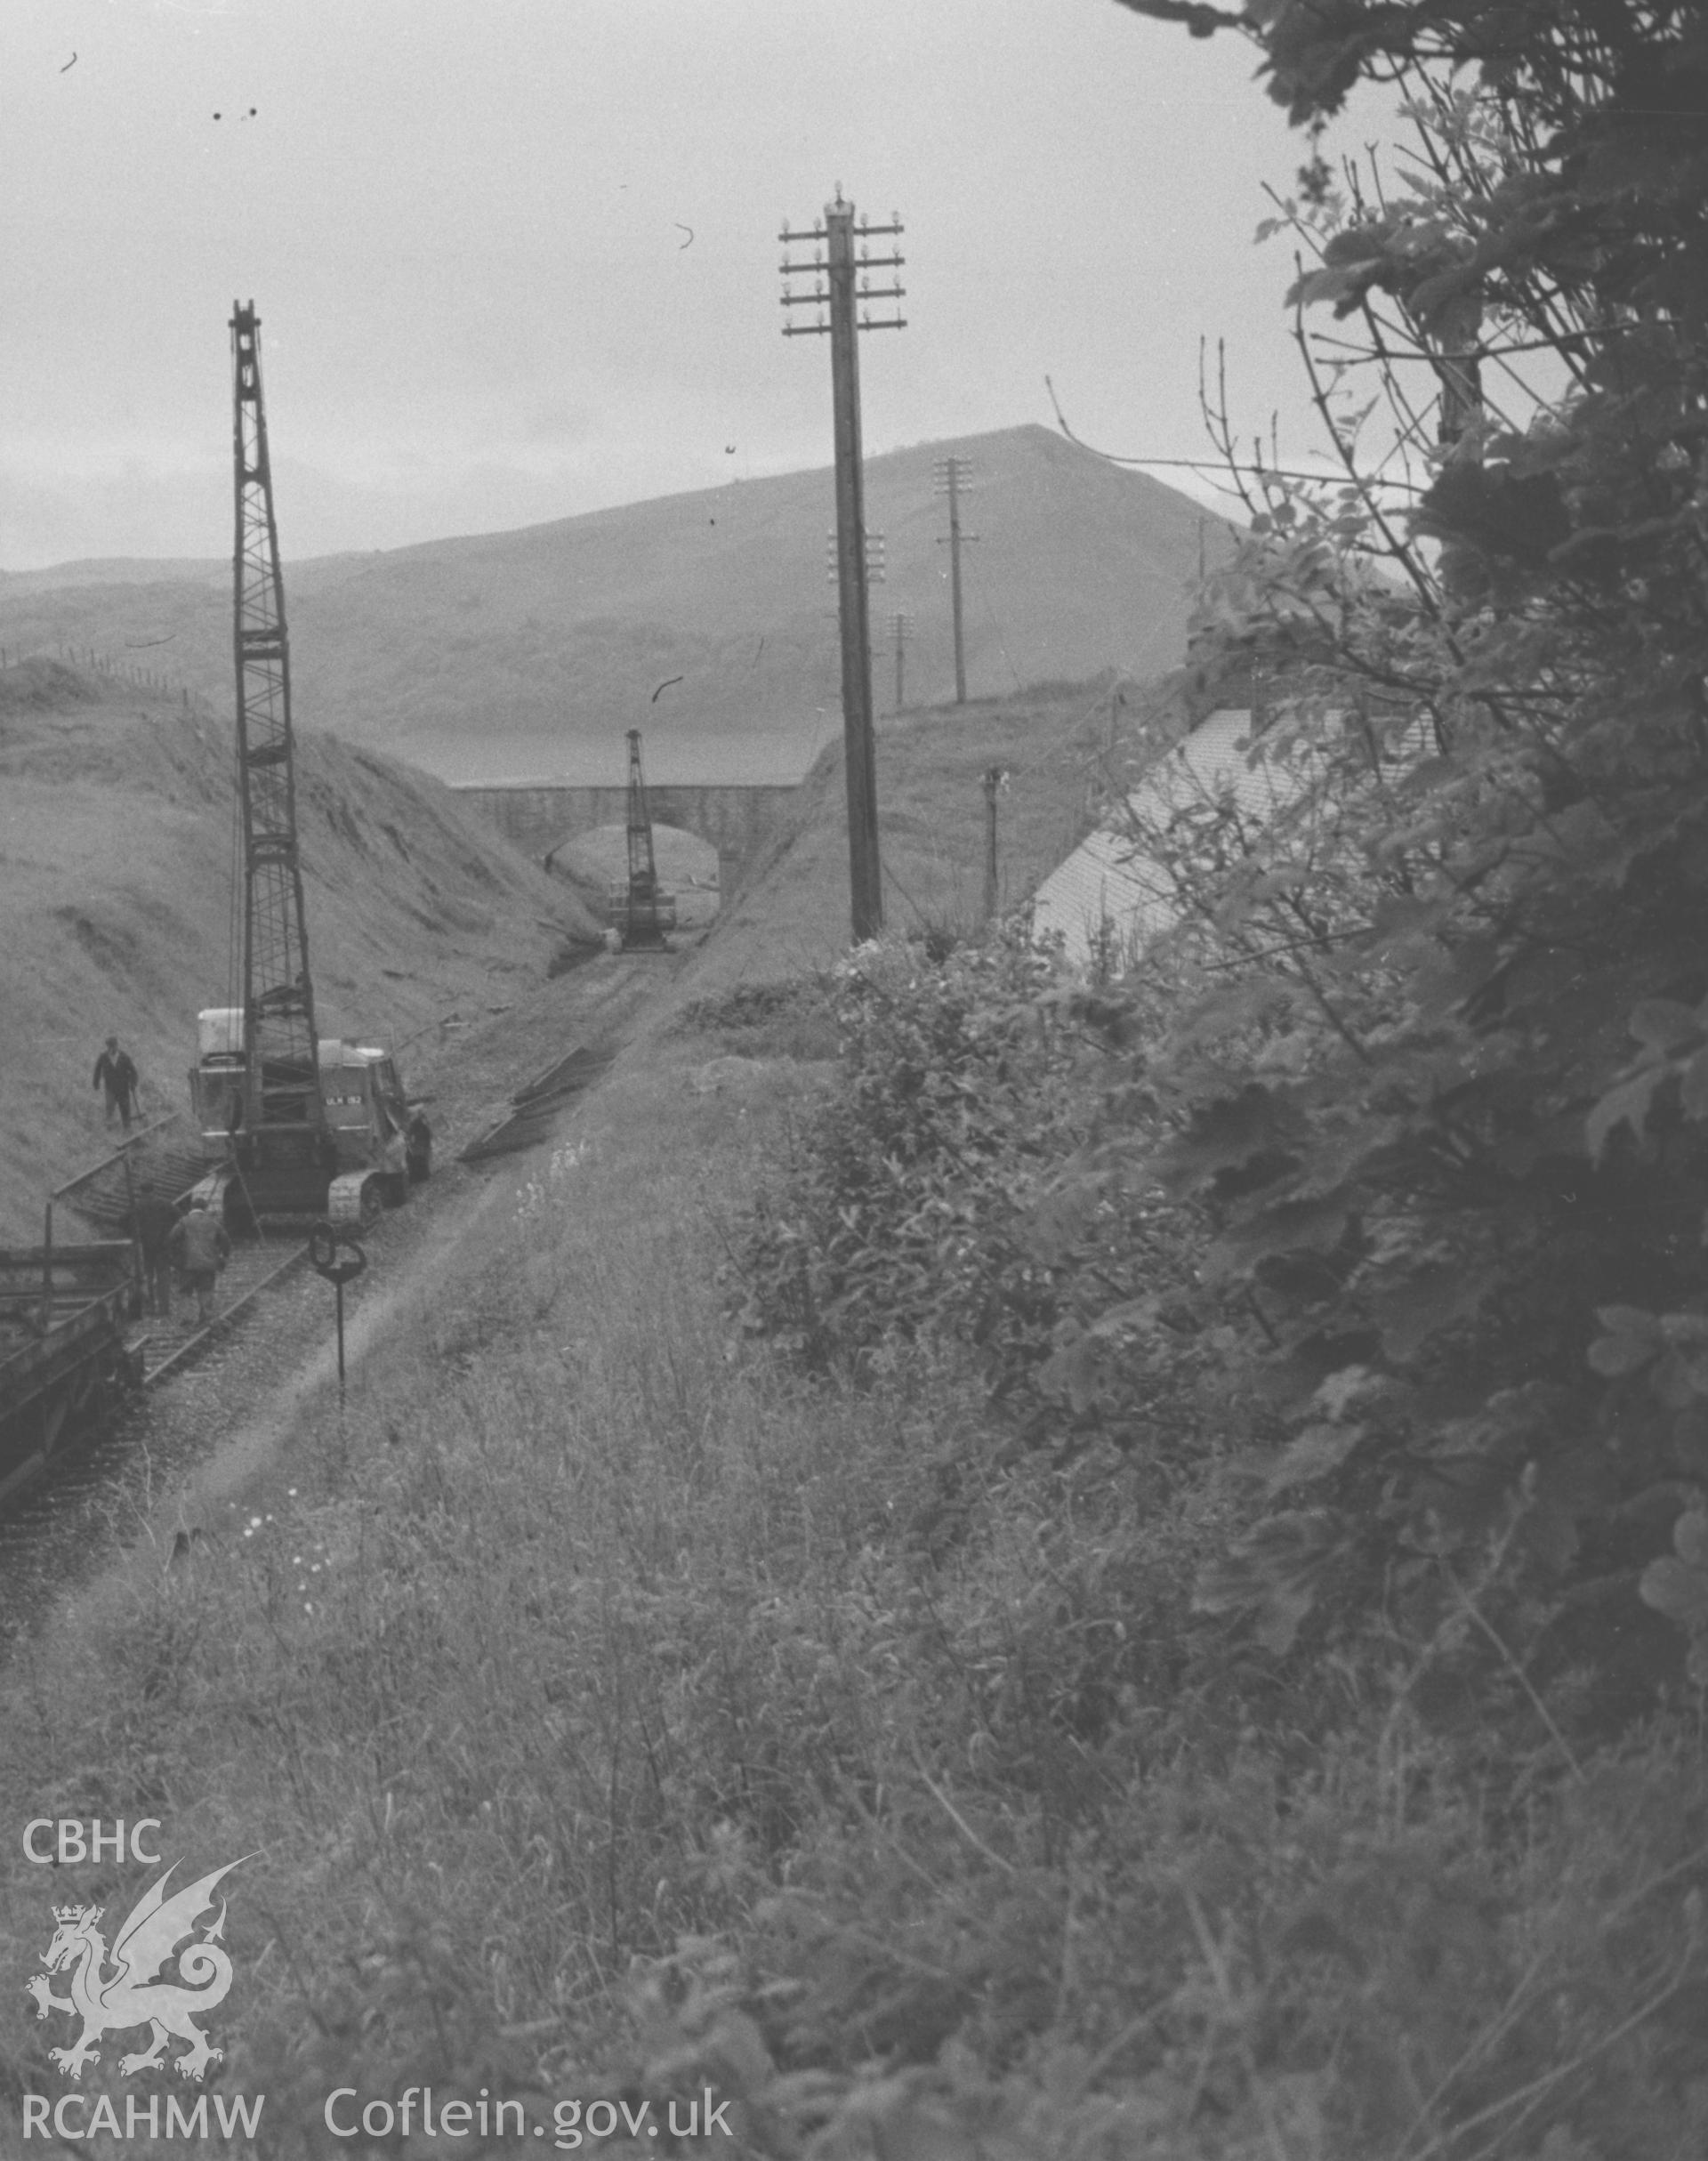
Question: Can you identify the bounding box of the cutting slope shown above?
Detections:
[0,659,597,1238]
[0,426,1232,786]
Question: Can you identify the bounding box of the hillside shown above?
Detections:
[0,425,1233,786]
[0,657,599,1238]
[681,674,1132,997]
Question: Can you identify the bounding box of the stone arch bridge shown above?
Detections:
[455,780,799,890]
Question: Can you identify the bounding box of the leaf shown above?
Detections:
[1156,1084,1304,1197]
[1594,1304,1664,1343]
[1286,262,1361,310]
[1590,1305,1664,1376]
[1021,1176,1104,1264]
[1372,1260,1498,1363]
[1037,1335,1112,1415]
[1519,1495,1581,1576]
[1268,1421,1368,1493]
[1211,1195,1349,1278]
[1588,1330,1660,1378]
[1310,1364,1381,1420]
[1674,1509,1708,1570]
[1369,891,1455,943]
[1193,1509,1342,1654]
[1639,1554,1708,1633]
[1681,1046,1708,1119]
[1627,998,1704,1052]
[1086,1294,1166,1339]
[1586,1064,1665,1161]
[1650,1348,1708,1411]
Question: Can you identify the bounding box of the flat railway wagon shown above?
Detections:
[0,1240,142,1508]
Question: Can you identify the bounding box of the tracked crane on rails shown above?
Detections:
[611,728,675,951]
[188,302,413,1230]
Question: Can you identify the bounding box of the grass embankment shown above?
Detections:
[5,996,1704,2161]
[4,678,1704,2159]
[0,656,597,1238]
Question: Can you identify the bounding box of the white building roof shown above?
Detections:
[1031,709,1304,968]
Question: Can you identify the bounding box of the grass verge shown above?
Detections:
[3,997,1705,2161]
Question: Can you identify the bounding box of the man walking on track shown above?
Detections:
[130,1181,179,1319]
[166,1197,230,1327]
[93,1036,140,1130]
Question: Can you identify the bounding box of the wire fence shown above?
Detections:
[0,639,217,713]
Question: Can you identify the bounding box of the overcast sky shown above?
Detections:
[2,0,1373,571]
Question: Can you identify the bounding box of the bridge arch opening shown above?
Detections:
[546,821,721,928]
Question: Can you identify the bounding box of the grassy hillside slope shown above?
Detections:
[2,665,1703,2160]
[0,657,598,1238]
[688,673,1132,992]
[0,426,1233,785]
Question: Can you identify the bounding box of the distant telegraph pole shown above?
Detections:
[933,456,977,705]
[982,764,1009,921]
[781,188,906,942]
[825,530,886,591]
[890,611,915,714]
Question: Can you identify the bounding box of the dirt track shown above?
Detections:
[0,943,694,1645]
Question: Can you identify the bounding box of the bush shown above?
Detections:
[731,932,1213,1469]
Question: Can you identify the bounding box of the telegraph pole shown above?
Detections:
[890,611,915,713]
[982,765,1008,921]
[782,188,905,942]
[933,456,976,705]
[825,530,886,592]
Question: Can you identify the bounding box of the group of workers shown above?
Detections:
[95,1031,432,1333]
[90,1036,219,1326]
[129,1183,230,1326]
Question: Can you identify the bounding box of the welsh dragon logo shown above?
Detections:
[25,1858,249,2082]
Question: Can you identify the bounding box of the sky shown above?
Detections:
[1,0,1380,572]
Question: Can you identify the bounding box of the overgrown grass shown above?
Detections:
[3,1020,1705,2159]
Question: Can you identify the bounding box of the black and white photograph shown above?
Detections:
[3,1,1705,2155]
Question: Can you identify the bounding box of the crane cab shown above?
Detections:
[189,1008,414,1225]
[318,1038,411,1200]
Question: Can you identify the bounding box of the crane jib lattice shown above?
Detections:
[230,302,321,1127]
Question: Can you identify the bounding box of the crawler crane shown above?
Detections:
[610,728,676,951]
[189,302,412,1229]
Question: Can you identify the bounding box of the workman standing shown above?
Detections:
[406,1108,433,1183]
[166,1197,231,1327]
[130,1181,179,1319]
[93,1036,140,1130]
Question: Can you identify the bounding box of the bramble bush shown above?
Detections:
[731,930,1218,1476]
[1052,0,1708,1732]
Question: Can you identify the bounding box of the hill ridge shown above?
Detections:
[0,423,1233,787]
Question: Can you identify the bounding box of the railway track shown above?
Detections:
[133,1234,310,1388]
[0,957,658,1629]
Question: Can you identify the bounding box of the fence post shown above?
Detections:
[122,1146,142,1308]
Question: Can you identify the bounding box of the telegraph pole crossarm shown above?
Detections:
[781,189,906,943]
